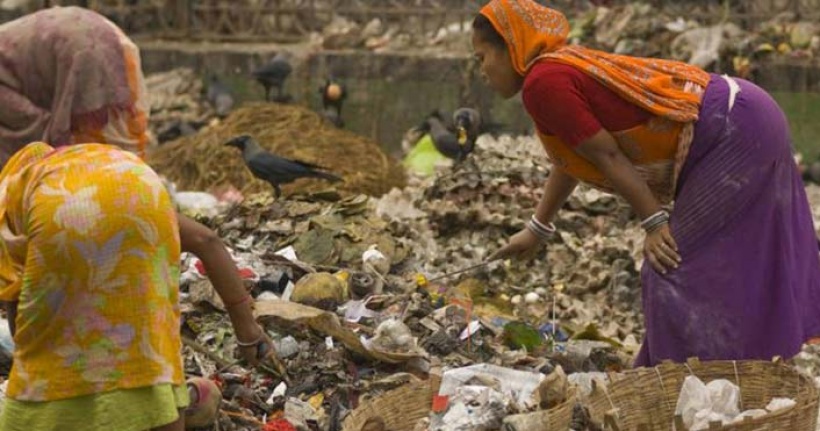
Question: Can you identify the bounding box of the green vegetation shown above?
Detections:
[772,92,820,162]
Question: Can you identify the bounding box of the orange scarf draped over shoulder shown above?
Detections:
[480,0,710,123]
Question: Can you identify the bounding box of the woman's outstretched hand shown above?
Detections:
[489,228,544,261]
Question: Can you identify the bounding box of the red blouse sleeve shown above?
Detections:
[522,65,603,147]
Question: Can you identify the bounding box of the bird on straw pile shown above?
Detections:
[206,73,235,117]
[156,119,203,144]
[253,52,293,103]
[224,135,342,198]
[319,76,347,128]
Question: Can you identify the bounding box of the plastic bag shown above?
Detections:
[675,376,711,428]
[174,191,221,217]
[433,386,510,431]
[364,319,418,354]
[691,410,732,430]
[567,372,609,398]
[731,409,767,424]
[766,398,796,412]
[675,377,749,429]
[706,379,740,417]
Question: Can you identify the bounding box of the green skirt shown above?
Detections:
[0,384,189,431]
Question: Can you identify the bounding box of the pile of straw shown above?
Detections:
[147,102,406,197]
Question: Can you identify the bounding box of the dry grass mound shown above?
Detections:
[146,102,406,197]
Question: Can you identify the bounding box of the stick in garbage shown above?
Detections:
[424,259,499,283]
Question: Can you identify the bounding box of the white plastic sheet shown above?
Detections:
[674,375,795,430]
[433,386,510,431]
[438,364,544,410]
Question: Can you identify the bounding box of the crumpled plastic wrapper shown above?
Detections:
[675,376,740,429]
[674,375,796,430]
[364,319,421,355]
[431,385,511,431]
[765,397,796,413]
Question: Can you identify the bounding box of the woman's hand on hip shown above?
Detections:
[644,224,680,274]
[489,228,543,261]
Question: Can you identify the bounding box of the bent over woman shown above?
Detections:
[479,0,820,366]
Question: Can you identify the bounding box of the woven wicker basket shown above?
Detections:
[585,358,819,431]
[342,380,578,431]
[502,388,578,431]
[342,380,435,431]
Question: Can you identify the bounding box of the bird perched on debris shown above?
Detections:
[156,119,203,144]
[253,52,293,103]
[401,108,490,177]
[319,76,347,128]
[417,110,462,161]
[224,135,341,198]
[417,108,483,163]
[452,107,482,162]
[206,73,235,117]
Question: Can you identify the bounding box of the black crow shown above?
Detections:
[224,135,342,198]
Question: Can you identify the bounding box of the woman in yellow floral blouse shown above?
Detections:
[0,142,265,431]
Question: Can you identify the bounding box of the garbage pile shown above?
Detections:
[310,2,820,78]
[145,68,217,145]
[171,132,644,430]
[806,185,820,238]
[566,3,820,78]
[146,103,407,198]
[384,134,644,342]
[793,343,820,431]
[310,14,474,54]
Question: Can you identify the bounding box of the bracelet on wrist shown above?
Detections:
[224,295,252,309]
[526,215,556,242]
[236,331,265,347]
[640,210,670,232]
[530,215,556,234]
[644,219,668,233]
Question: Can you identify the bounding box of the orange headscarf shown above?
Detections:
[480,0,711,123]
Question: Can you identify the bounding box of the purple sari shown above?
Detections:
[635,74,820,366]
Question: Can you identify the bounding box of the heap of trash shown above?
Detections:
[310,2,820,79]
[145,68,218,145]
[168,132,652,430]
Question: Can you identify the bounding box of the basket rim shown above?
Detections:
[588,358,819,430]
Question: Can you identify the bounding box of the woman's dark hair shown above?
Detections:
[472,14,507,50]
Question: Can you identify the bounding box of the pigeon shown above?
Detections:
[252,52,293,103]
[206,74,235,117]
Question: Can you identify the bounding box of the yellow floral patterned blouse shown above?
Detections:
[0,142,184,402]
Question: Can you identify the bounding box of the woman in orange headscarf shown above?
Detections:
[479,0,820,366]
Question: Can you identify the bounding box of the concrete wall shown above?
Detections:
[138,41,532,156]
[137,41,820,156]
